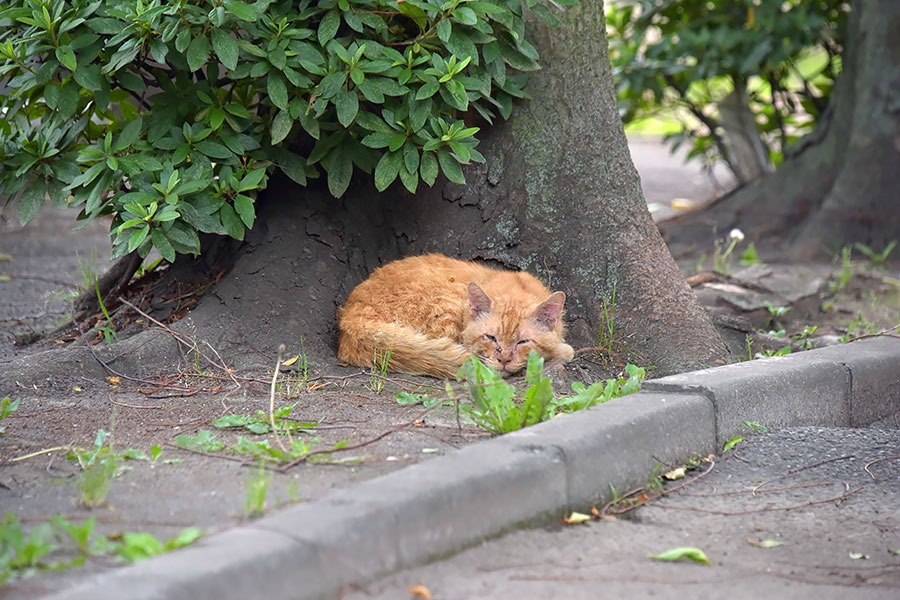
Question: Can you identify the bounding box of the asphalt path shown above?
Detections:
[347,426,900,600]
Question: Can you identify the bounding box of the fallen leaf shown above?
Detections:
[670,198,699,211]
[0,275,10,282]
[408,584,431,599]
[591,506,600,516]
[890,549,900,556]
[307,382,325,391]
[748,539,785,548]
[663,467,685,480]
[0,253,11,261]
[849,552,869,560]
[281,355,299,366]
[72,386,82,392]
[421,448,438,454]
[105,376,121,386]
[723,435,743,452]
[649,546,711,565]
[562,511,592,525]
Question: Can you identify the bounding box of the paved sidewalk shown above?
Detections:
[46,337,900,600]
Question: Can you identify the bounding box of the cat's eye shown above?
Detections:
[516,339,531,346]
[483,334,498,343]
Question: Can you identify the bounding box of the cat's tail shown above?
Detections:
[337,322,470,379]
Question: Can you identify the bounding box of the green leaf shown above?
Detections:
[437,149,465,184]
[114,118,143,152]
[194,141,232,159]
[72,64,103,91]
[335,89,359,128]
[55,45,77,71]
[649,547,711,565]
[416,81,439,100]
[318,10,340,46]
[325,144,353,198]
[224,0,257,21]
[420,151,438,186]
[233,194,255,228]
[151,228,176,263]
[18,179,45,225]
[374,150,402,192]
[187,34,210,72]
[271,109,293,144]
[723,435,743,452]
[267,74,288,110]
[218,204,245,241]
[211,29,239,70]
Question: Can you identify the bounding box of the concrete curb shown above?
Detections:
[51,337,900,600]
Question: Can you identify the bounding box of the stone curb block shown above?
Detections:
[795,337,900,426]
[51,393,715,600]
[643,338,900,448]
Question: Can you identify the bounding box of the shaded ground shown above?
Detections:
[346,427,900,600]
[0,136,898,596]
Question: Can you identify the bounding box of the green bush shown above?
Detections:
[607,0,847,170]
[0,0,572,262]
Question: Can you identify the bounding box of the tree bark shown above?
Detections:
[661,0,900,260]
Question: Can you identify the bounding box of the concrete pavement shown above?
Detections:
[47,336,900,599]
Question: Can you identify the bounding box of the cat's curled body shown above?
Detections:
[337,254,575,378]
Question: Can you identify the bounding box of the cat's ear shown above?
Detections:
[467,282,493,318]
[532,291,566,329]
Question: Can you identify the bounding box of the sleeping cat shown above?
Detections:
[337,254,575,378]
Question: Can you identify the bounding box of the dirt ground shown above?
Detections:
[1,136,898,597]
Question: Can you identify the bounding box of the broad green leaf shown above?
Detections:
[271,109,293,144]
[187,34,210,72]
[335,89,359,128]
[233,195,255,228]
[318,10,340,46]
[72,64,102,91]
[267,74,288,110]
[649,547,711,565]
[420,151,438,186]
[151,228,176,263]
[224,0,257,21]
[218,204,245,240]
[416,81,439,100]
[437,149,465,184]
[398,164,417,193]
[374,150,402,191]
[18,179,45,225]
[211,29,239,70]
[55,45,77,71]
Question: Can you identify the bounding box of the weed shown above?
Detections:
[854,240,896,266]
[92,281,118,344]
[278,336,310,399]
[754,346,791,359]
[0,396,20,433]
[739,241,760,266]
[598,281,618,354]
[762,300,791,332]
[174,430,225,453]
[369,348,392,394]
[244,463,270,519]
[839,312,880,342]
[1,512,200,582]
[744,334,753,361]
[66,430,122,508]
[828,245,853,293]
[116,528,202,563]
[452,351,646,435]
[792,325,819,350]
[713,228,745,275]
[743,420,767,433]
[212,404,315,436]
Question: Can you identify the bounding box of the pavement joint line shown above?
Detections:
[43,338,900,600]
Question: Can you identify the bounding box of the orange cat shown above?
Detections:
[337,254,575,378]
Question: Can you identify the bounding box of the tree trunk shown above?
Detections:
[169,1,728,377]
[661,0,900,260]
